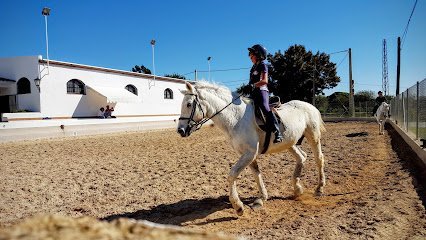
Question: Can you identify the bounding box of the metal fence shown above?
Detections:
[320,100,376,118]
[390,78,426,140]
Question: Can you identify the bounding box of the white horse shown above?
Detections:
[177,81,326,215]
[375,102,390,135]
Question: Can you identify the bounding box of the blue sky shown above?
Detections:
[1,0,425,96]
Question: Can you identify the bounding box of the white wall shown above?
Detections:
[0,56,40,111]
[39,62,186,119]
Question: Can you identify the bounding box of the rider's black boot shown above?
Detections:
[267,111,283,143]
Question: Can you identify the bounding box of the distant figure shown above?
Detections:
[110,107,116,118]
[98,107,105,119]
[372,91,386,116]
[104,105,112,118]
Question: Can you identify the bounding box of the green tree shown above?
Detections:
[164,73,186,79]
[315,95,329,113]
[132,65,151,74]
[268,45,340,103]
[327,92,349,114]
[354,90,375,103]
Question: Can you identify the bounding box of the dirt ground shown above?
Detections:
[0,122,425,239]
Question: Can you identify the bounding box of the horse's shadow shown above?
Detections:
[101,195,294,226]
[101,196,234,226]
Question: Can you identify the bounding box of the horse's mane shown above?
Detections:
[194,81,233,102]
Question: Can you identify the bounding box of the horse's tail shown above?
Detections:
[319,112,326,133]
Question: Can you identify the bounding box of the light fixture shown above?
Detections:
[34,78,41,92]
[42,7,50,16]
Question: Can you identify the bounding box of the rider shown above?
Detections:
[248,44,283,143]
[372,91,386,116]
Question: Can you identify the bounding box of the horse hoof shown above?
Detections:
[294,187,304,197]
[315,187,324,196]
[250,199,264,210]
[236,207,244,216]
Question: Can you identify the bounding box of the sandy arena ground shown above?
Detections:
[0,122,425,239]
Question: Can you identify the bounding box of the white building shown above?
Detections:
[0,56,189,122]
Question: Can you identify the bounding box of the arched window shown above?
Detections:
[67,79,85,94]
[164,88,173,99]
[125,84,138,95]
[17,78,31,94]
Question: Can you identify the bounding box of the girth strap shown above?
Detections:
[261,131,271,154]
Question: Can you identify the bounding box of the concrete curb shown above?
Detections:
[387,119,426,167]
[323,117,376,122]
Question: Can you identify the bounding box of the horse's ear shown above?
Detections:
[185,81,195,94]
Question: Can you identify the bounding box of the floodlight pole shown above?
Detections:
[207,56,211,81]
[150,39,156,89]
[42,7,50,74]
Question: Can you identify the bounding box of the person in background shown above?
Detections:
[372,91,386,116]
[98,107,105,119]
[248,44,283,143]
[110,107,116,118]
[104,105,112,118]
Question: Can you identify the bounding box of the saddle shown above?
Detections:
[253,96,304,154]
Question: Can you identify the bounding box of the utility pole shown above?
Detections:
[348,48,355,117]
[194,69,197,81]
[312,62,316,106]
[396,37,401,96]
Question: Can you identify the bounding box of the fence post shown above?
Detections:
[416,81,419,139]
[406,91,409,131]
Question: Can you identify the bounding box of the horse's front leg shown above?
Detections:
[228,151,257,216]
[248,160,268,208]
[289,145,307,197]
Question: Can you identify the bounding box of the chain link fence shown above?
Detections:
[390,78,426,140]
[318,96,377,118]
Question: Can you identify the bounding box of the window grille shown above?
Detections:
[17,78,31,94]
[67,79,85,94]
[164,88,173,99]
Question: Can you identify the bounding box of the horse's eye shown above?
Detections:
[187,102,192,108]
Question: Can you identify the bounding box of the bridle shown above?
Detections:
[178,93,206,134]
[178,92,244,135]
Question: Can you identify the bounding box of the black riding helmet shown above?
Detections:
[248,44,267,60]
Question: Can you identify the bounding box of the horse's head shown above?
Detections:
[177,82,206,137]
[378,102,390,118]
[383,102,390,118]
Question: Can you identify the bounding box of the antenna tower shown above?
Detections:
[382,39,389,96]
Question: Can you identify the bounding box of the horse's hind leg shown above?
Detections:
[288,146,306,197]
[309,138,326,196]
[249,160,268,208]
